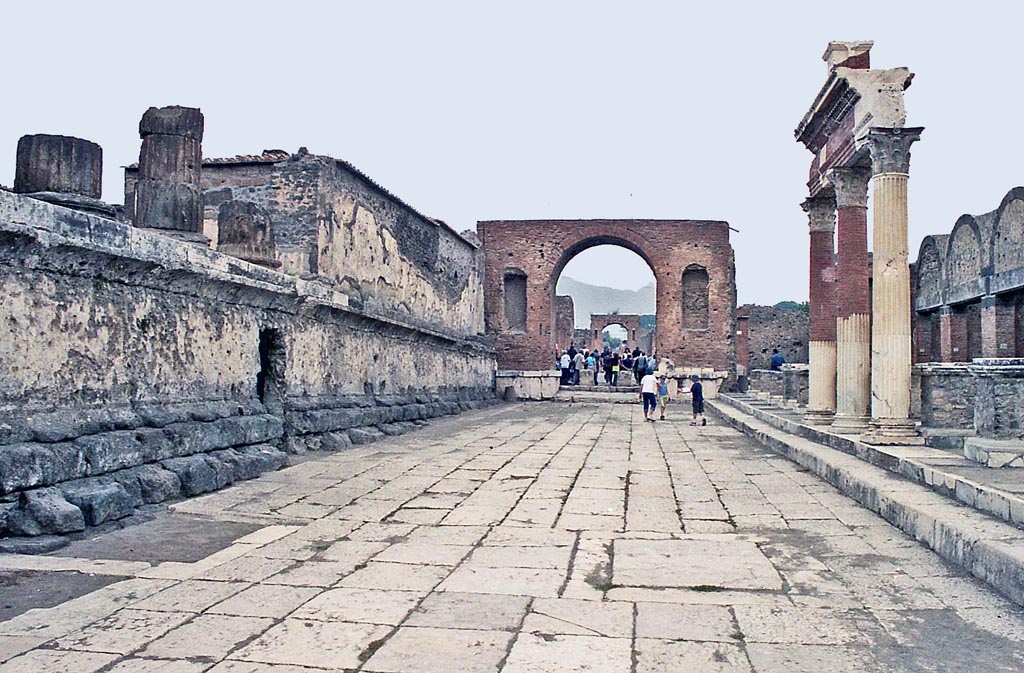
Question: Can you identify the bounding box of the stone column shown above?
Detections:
[828,166,873,432]
[13,134,116,218]
[133,106,205,241]
[802,194,837,424]
[15,134,102,198]
[865,127,924,444]
[980,294,1016,358]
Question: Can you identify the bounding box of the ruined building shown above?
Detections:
[479,219,737,373]
[0,107,497,537]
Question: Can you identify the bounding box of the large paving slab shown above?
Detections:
[0,402,1023,671]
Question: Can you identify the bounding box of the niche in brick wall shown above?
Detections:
[681,265,709,330]
[504,268,527,332]
[257,328,285,404]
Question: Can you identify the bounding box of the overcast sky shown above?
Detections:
[2,1,1020,304]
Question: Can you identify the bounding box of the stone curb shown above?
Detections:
[708,398,1024,608]
[715,394,1024,529]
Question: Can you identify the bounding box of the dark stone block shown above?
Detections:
[240,444,287,472]
[412,404,428,420]
[14,134,103,198]
[212,448,263,482]
[75,428,174,475]
[6,488,85,536]
[321,432,353,452]
[113,465,181,504]
[160,456,219,496]
[379,423,405,437]
[348,427,385,445]
[0,442,88,495]
[61,480,133,526]
[139,106,204,140]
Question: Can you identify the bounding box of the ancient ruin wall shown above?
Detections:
[738,304,810,370]
[0,191,496,537]
[126,152,485,337]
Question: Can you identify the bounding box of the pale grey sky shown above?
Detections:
[2,1,1020,304]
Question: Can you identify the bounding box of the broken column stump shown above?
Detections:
[133,106,206,241]
[13,134,116,218]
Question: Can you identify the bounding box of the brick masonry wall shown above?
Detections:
[554,295,575,352]
[738,304,809,369]
[479,219,736,372]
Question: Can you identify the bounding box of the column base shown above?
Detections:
[804,409,835,426]
[829,414,870,435]
[862,419,924,446]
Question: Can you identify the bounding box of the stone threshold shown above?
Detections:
[708,396,1024,608]
[714,394,1024,530]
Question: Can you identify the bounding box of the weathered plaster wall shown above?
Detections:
[126,151,485,337]
[0,191,497,537]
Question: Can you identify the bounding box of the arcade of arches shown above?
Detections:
[478,219,736,372]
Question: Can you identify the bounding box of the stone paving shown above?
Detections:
[2,402,1024,672]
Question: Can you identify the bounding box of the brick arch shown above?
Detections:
[945,215,985,303]
[477,219,736,371]
[589,314,643,351]
[991,187,1024,287]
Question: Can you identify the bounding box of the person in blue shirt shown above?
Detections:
[656,375,670,420]
[770,349,786,371]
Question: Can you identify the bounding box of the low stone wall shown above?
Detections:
[748,369,784,400]
[971,358,1024,440]
[746,367,807,408]
[0,191,498,536]
[915,363,976,430]
[495,371,561,400]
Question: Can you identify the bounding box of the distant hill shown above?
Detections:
[555,276,656,328]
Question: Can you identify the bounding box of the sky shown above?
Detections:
[1,1,1021,305]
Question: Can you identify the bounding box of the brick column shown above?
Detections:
[802,194,837,424]
[980,294,1016,358]
[828,166,873,432]
[865,127,924,445]
[937,306,968,362]
[736,315,750,377]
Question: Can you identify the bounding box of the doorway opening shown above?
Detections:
[257,328,284,404]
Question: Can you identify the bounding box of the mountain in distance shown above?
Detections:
[556,276,656,328]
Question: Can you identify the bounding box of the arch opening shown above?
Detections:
[553,243,656,356]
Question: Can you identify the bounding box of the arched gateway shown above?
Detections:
[478,219,737,371]
[589,314,643,352]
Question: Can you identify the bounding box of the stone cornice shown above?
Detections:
[828,166,872,208]
[868,127,924,175]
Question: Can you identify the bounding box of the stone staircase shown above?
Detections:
[554,384,641,403]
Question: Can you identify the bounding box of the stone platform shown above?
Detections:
[2,403,1023,671]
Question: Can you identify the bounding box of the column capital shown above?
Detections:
[801,193,836,233]
[827,166,871,208]
[867,127,924,175]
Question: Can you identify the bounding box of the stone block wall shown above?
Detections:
[0,191,497,536]
[915,364,976,430]
[738,304,810,369]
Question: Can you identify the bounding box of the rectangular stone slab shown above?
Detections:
[613,536,783,591]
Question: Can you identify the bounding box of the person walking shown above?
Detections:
[572,349,585,386]
[689,374,706,426]
[610,351,620,387]
[657,374,670,420]
[640,369,659,421]
[587,351,597,385]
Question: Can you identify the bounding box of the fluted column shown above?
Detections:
[828,166,872,433]
[803,194,837,424]
[865,127,924,444]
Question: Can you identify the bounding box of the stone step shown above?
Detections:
[708,395,1024,608]
[559,385,640,393]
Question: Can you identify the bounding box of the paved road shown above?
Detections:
[1,402,1023,672]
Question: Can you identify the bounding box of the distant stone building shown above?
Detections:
[737,304,810,370]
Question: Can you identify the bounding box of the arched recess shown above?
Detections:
[681,264,710,330]
[992,188,1024,286]
[944,215,984,303]
[914,235,947,310]
[503,267,527,332]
